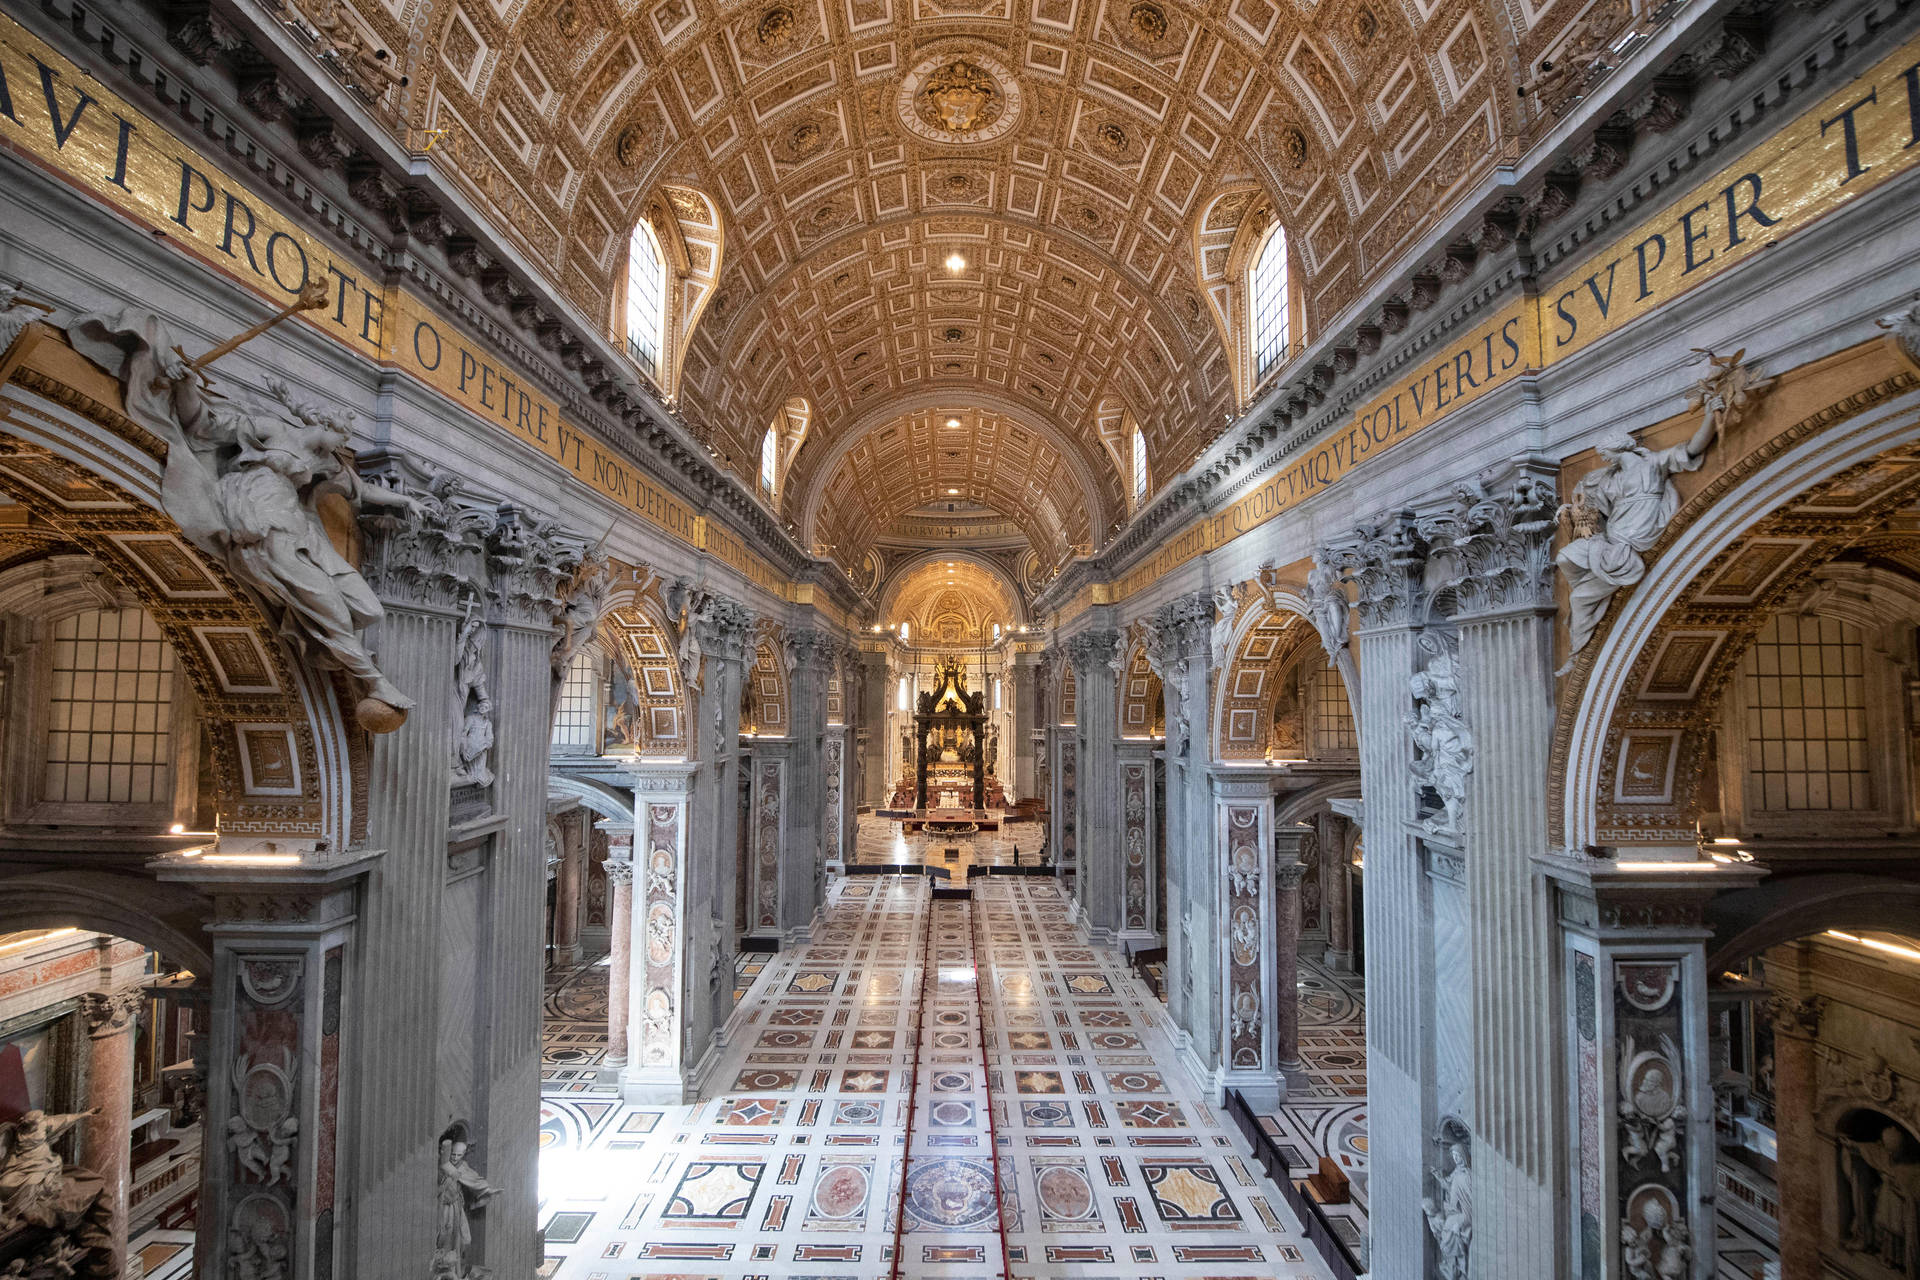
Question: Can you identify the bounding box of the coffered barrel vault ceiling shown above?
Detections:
[321,0,1580,566]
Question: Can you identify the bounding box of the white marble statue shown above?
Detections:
[1306,558,1350,661]
[450,604,496,788]
[1407,639,1471,836]
[0,1109,95,1231]
[68,311,421,731]
[1422,1138,1472,1280]
[1841,1124,1920,1267]
[551,554,611,678]
[433,1137,501,1280]
[1554,349,1771,673]
[0,281,53,353]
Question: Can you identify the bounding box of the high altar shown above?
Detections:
[913,657,986,812]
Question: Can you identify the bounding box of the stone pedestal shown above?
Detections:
[77,987,143,1274]
[1768,994,1823,1280]
[622,761,701,1103]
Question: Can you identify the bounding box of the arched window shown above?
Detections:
[899,620,910,644]
[760,426,779,501]
[1249,226,1291,380]
[625,219,667,379]
[41,606,184,817]
[1130,428,1149,505]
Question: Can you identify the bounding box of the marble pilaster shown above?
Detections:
[1273,826,1311,1087]
[552,809,585,965]
[1320,811,1355,971]
[1147,590,1215,1067]
[621,761,700,1103]
[1541,855,1764,1280]
[745,743,790,946]
[1325,516,1430,1280]
[1066,628,1122,942]
[1215,773,1280,1108]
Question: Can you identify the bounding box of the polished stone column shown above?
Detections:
[1273,827,1311,1088]
[859,646,891,806]
[78,987,144,1273]
[1010,650,1039,801]
[600,823,635,1082]
[1066,628,1122,942]
[1768,993,1824,1280]
[1320,811,1354,971]
[782,629,832,939]
[552,809,585,966]
[623,761,700,1102]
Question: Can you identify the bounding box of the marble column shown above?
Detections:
[1066,628,1122,942]
[623,761,700,1103]
[1323,519,1428,1280]
[552,810,585,966]
[1768,993,1824,1280]
[600,823,635,1084]
[77,987,144,1274]
[1010,650,1039,801]
[1541,855,1763,1280]
[860,646,891,806]
[1273,826,1311,1087]
[1423,475,1564,1280]
[1320,812,1354,971]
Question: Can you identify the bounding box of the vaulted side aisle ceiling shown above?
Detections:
[318,0,1580,567]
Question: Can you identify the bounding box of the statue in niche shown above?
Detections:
[433,1130,501,1280]
[68,307,421,731]
[1269,680,1304,755]
[1839,1116,1920,1270]
[984,723,999,775]
[1422,1123,1472,1280]
[1407,634,1471,836]
[1554,349,1773,673]
[606,657,643,751]
[450,602,496,788]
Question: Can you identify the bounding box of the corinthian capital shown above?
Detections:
[1065,628,1121,678]
[487,505,569,628]
[1328,511,1427,630]
[1766,993,1824,1039]
[1417,474,1559,618]
[78,988,146,1037]
[356,454,490,610]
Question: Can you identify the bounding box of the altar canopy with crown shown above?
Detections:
[913,657,987,812]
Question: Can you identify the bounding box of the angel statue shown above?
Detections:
[1554,349,1773,673]
[0,1108,97,1232]
[68,306,422,731]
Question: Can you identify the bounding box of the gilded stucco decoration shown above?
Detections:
[301,0,1581,563]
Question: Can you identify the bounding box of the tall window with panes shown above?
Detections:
[1249,227,1290,381]
[625,221,666,380]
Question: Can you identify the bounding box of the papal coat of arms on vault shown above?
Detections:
[919,59,1000,133]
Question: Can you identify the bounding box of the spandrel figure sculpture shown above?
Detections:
[69,308,421,731]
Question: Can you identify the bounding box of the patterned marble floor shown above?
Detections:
[542,951,764,1093]
[852,813,1047,877]
[1252,955,1369,1264]
[537,874,1334,1279]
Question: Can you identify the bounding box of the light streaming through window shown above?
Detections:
[625,221,665,378]
[760,427,778,500]
[1131,428,1148,504]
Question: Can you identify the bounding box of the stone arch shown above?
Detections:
[1552,377,1920,852]
[1705,876,1920,974]
[545,773,635,825]
[1212,589,1321,763]
[0,869,214,974]
[598,570,690,757]
[1275,776,1364,829]
[0,321,364,850]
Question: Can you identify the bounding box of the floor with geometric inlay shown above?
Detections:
[535,873,1335,1278]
